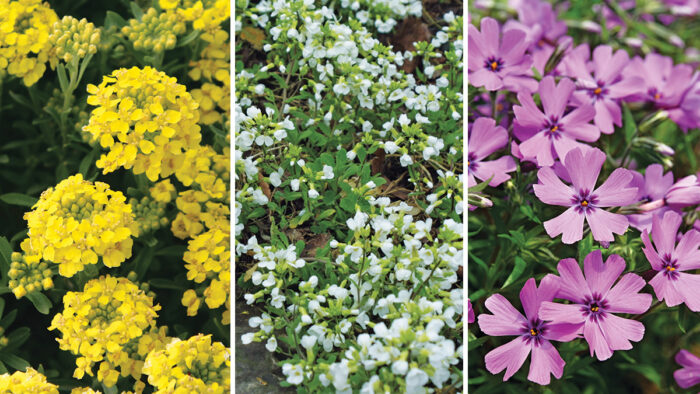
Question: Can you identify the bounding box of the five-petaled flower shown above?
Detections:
[641,210,700,311]
[478,276,579,385]
[468,117,517,187]
[539,250,652,361]
[533,147,637,244]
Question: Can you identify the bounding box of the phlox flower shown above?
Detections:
[513,76,599,167]
[641,211,700,311]
[477,276,579,385]
[539,251,652,360]
[625,53,696,111]
[467,299,475,324]
[564,44,643,134]
[468,17,537,92]
[467,117,516,188]
[674,349,700,390]
[533,147,637,244]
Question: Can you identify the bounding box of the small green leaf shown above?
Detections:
[0,354,29,371]
[130,2,144,19]
[25,292,52,314]
[104,11,127,29]
[622,104,637,144]
[78,150,96,177]
[177,30,201,47]
[502,256,527,288]
[467,175,494,193]
[578,233,594,263]
[0,193,37,207]
[468,336,489,351]
[5,327,30,349]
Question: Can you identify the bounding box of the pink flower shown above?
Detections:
[513,76,599,167]
[533,147,638,244]
[477,277,579,385]
[468,17,537,92]
[468,117,516,188]
[563,44,644,134]
[674,349,700,389]
[539,250,652,361]
[628,164,677,233]
[641,211,700,311]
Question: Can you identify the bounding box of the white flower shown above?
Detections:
[244,293,256,304]
[241,333,255,344]
[398,114,410,126]
[301,335,317,349]
[328,284,349,299]
[270,168,284,187]
[291,179,300,191]
[282,363,305,385]
[384,141,399,154]
[346,211,369,231]
[321,165,335,180]
[266,336,277,352]
[405,368,429,389]
[308,189,320,199]
[254,84,266,95]
[270,287,286,308]
[251,188,268,205]
[346,150,357,160]
[400,154,413,167]
[391,360,408,375]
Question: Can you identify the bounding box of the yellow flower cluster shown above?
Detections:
[0,0,58,86]
[8,239,53,299]
[47,15,100,69]
[171,190,229,240]
[182,229,229,314]
[24,174,134,277]
[83,66,202,181]
[71,388,101,394]
[0,367,58,393]
[129,196,169,237]
[189,28,229,125]
[99,325,170,392]
[122,8,185,52]
[48,275,161,386]
[159,0,230,32]
[143,334,230,393]
[174,145,229,200]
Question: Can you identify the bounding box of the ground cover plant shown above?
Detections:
[0,0,230,392]
[468,0,700,393]
[234,0,464,392]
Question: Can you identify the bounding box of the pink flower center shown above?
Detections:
[582,293,609,322]
[573,190,598,213]
[522,318,546,346]
[662,254,679,279]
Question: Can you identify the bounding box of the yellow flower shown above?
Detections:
[0,367,58,393]
[181,289,200,316]
[150,179,176,203]
[71,388,101,394]
[83,66,202,181]
[48,275,161,383]
[24,174,134,277]
[183,229,229,312]
[143,334,230,393]
[0,0,58,86]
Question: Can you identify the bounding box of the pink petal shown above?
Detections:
[514,92,547,128]
[544,207,585,244]
[593,168,638,207]
[674,366,700,389]
[484,337,531,381]
[605,273,652,314]
[519,132,555,167]
[675,273,700,312]
[533,166,576,206]
[500,28,529,65]
[564,147,605,193]
[594,45,628,83]
[586,209,629,243]
[594,100,614,134]
[479,17,500,56]
[470,69,504,91]
[528,341,565,385]
[676,349,700,368]
[539,301,586,325]
[607,77,644,99]
[560,105,596,133]
[644,164,675,200]
[544,322,583,342]
[653,210,682,257]
[540,76,573,118]
[583,320,613,360]
[675,229,700,270]
[520,278,539,322]
[649,271,685,307]
[552,136,586,166]
[584,251,625,297]
[469,117,509,160]
[641,229,664,271]
[473,157,517,187]
[478,294,527,336]
[598,314,644,351]
[555,258,591,302]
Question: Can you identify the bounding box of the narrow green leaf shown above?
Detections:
[25,292,52,314]
[78,149,96,176]
[502,256,527,288]
[0,354,28,371]
[177,30,201,48]
[56,64,69,93]
[0,193,37,207]
[5,327,30,349]
[622,104,637,144]
[104,11,127,29]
